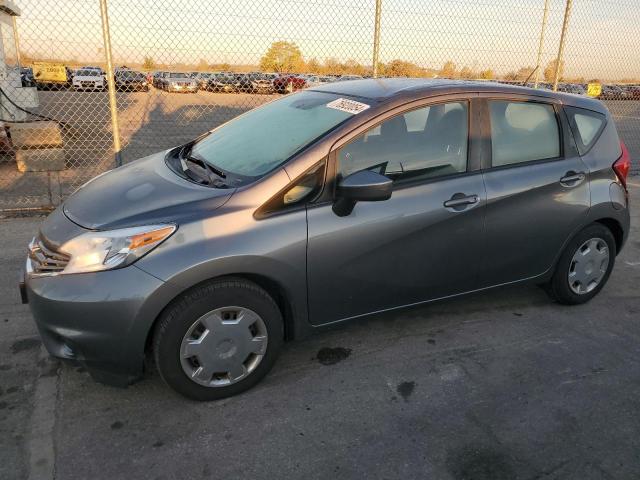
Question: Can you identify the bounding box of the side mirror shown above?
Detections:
[333,170,392,216]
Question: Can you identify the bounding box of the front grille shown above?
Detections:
[28,237,70,274]
[81,81,95,87]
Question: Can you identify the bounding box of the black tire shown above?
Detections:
[546,223,616,305]
[153,278,284,401]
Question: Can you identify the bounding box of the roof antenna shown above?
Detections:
[522,66,538,87]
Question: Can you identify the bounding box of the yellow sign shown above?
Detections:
[587,83,602,97]
[33,62,67,83]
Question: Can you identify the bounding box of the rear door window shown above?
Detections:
[488,100,560,167]
[564,106,606,155]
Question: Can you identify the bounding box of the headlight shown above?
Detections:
[60,224,176,274]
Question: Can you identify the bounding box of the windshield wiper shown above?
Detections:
[182,156,228,188]
[187,155,226,179]
[178,144,228,187]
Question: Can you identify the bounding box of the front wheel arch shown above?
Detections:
[144,273,295,359]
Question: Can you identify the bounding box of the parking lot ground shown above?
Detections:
[1,182,639,480]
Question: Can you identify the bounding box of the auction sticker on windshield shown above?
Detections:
[327,98,370,115]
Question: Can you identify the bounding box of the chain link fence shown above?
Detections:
[0,0,638,211]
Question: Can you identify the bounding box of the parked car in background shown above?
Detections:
[194,72,215,89]
[622,85,640,99]
[306,75,332,88]
[114,69,149,92]
[72,68,106,91]
[21,79,630,401]
[161,72,198,93]
[234,73,253,93]
[273,74,307,93]
[20,67,35,87]
[80,66,105,74]
[34,65,74,91]
[558,83,586,95]
[599,85,629,100]
[240,72,274,94]
[152,71,166,88]
[206,73,239,92]
[338,74,363,81]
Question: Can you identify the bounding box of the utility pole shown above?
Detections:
[534,0,549,88]
[553,0,573,91]
[99,0,122,166]
[372,0,382,78]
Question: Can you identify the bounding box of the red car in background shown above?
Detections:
[273,74,307,93]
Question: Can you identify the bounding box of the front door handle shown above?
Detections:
[444,193,479,210]
[560,171,586,187]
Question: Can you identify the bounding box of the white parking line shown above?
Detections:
[27,346,59,480]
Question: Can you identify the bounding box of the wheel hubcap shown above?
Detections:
[180,307,268,387]
[568,237,609,295]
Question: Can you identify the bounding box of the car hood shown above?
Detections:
[63,151,235,230]
[74,75,102,81]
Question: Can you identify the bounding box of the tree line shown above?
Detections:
[257,41,595,82]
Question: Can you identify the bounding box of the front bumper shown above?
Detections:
[73,82,103,90]
[211,84,236,92]
[22,261,167,386]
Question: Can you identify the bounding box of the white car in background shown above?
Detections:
[305,75,333,88]
[72,69,106,91]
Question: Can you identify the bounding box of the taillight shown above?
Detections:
[613,141,631,189]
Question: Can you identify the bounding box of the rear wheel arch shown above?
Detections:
[594,218,624,254]
[544,217,623,284]
[546,222,617,304]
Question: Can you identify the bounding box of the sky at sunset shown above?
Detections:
[13,0,640,80]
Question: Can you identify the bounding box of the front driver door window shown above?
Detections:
[337,102,468,185]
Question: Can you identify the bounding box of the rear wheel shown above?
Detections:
[546,224,616,305]
[153,278,284,400]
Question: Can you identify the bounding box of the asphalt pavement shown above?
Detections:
[1,182,639,480]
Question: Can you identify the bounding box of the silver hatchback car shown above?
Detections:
[22,79,631,400]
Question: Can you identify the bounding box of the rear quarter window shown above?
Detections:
[564,106,606,155]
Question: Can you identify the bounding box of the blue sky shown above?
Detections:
[15,0,640,80]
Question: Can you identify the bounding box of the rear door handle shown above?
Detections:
[444,193,479,209]
[560,171,586,187]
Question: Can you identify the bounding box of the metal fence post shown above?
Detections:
[99,0,122,167]
[12,16,21,67]
[371,0,382,78]
[553,0,573,92]
[534,0,549,88]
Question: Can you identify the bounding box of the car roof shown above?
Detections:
[309,78,605,113]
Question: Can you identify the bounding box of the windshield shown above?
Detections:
[169,72,188,78]
[77,69,100,77]
[119,71,144,79]
[190,91,361,177]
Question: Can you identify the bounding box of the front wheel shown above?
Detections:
[546,224,616,305]
[153,278,284,400]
